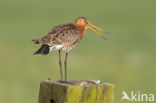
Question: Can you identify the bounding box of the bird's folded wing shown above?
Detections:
[38,23,80,46]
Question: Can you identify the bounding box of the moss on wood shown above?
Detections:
[38,80,114,103]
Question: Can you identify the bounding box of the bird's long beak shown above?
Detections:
[87,23,107,40]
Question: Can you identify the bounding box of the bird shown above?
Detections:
[32,17,109,82]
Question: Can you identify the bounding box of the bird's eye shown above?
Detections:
[84,19,86,22]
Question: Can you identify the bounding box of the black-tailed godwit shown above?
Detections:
[32,17,108,82]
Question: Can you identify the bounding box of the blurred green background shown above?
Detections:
[0,0,156,103]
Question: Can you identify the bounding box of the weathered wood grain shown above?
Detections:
[38,80,114,103]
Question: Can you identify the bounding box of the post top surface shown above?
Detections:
[41,80,114,87]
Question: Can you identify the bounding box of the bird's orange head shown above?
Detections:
[75,17,89,30]
[75,17,108,40]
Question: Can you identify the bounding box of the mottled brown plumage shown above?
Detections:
[32,17,105,82]
[33,23,82,52]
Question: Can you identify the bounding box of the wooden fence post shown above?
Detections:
[38,80,114,103]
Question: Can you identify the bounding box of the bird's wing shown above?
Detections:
[38,23,80,45]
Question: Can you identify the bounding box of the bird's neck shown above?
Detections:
[79,28,85,40]
[74,23,86,40]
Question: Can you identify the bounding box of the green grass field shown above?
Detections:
[0,0,156,103]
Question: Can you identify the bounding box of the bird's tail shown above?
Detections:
[33,44,50,55]
[32,39,40,44]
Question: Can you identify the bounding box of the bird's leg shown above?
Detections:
[58,50,63,81]
[64,52,68,82]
